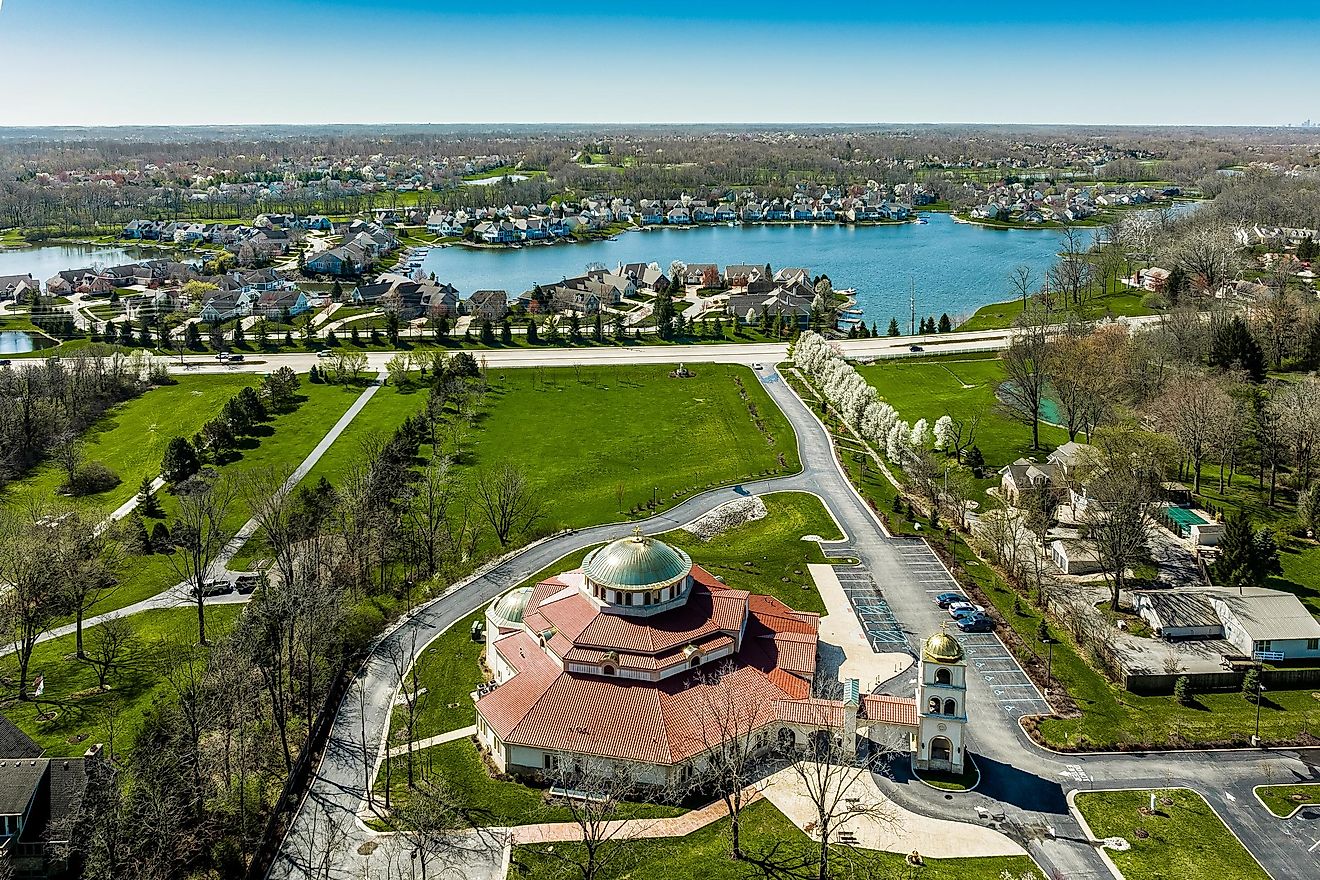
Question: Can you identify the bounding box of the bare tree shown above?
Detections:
[943,413,979,464]
[780,727,894,880]
[0,504,71,699]
[540,759,667,880]
[1008,264,1035,313]
[384,629,422,795]
[240,466,299,588]
[51,507,122,658]
[998,308,1051,450]
[1154,369,1232,493]
[689,665,765,860]
[1077,430,1172,611]
[404,454,456,578]
[166,472,237,645]
[85,615,137,691]
[472,463,545,547]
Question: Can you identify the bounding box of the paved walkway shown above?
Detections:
[508,789,760,845]
[386,725,476,759]
[760,763,1027,858]
[809,563,913,690]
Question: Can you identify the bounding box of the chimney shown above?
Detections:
[84,743,103,761]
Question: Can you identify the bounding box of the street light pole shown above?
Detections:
[1045,638,1054,690]
[1253,675,1266,746]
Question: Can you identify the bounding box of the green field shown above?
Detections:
[957,283,1154,333]
[514,799,1041,880]
[858,354,1069,498]
[304,365,797,534]
[0,605,244,757]
[1075,789,1268,880]
[1255,782,1320,817]
[2,374,256,513]
[95,380,361,615]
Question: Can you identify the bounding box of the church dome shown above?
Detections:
[491,587,532,626]
[584,533,692,592]
[922,631,963,664]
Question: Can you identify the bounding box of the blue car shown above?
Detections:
[956,612,994,633]
[935,592,969,609]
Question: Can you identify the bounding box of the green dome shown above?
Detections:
[491,587,532,625]
[583,534,692,591]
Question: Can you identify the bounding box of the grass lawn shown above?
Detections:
[88,381,361,616]
[304,365,797,535]
[389,612,485,744]
[471,365,796,529]
[1074,788,1268,880]
[0,605,244,757]
[957,281,1154,333]
[858,355,1069,501]
[374,738,683,828]
[2,374,256,514]
[1255,782,1320,817]
[513,798,1042,880]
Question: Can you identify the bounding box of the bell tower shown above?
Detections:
[913,628,967,774]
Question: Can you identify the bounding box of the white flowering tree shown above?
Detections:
[909,418,928,449]
[933,415,954,451]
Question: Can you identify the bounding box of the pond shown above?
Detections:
[420,213,1086,325]
[0,330,37,354]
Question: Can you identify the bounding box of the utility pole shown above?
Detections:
[909,278,916,336]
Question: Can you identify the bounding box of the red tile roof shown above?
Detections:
[862,694,919,726]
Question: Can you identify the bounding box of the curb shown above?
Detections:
[1251,783,1320,820]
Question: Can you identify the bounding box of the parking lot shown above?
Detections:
[957,632,1053,717]
[833,565,910,652]
[891,539,1053,717]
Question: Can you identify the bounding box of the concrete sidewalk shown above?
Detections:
[509,789,758,845]
[810,563,913,691]
[760,764,1027,858]
[386,725,476,759]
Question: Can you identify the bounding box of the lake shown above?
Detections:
[419,213,1087,324]
[0,243,162,282]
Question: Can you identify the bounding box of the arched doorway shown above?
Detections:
[929,736,953,770]
[778,728,797,750]
[808,730,833,759]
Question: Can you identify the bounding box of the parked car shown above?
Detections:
[935,592,969,608]
[956,613,994,633]
[948,601,986,618]
[235,574,261,594]
[228,354,245,363]
[192,580,232,598]
[908,344,923,352]
[215,352,229,361]
[0,359,10,367]
[316,349,335,358]
[752,363,763,370]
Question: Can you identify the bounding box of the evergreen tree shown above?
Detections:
[137,475,162,518]
[887,317,901,337]
[479,319,496,345]
[501,319,513,344]
[161,436,200,484]
[526,319,539,344]
[1242,666,1261,703]
[283,330,294,347]
[1298,235,1316,263]
[613,312,626,340]
[150,521,171,553]
[569,314,581,340]
[593,313,604,342]
[871,322,878,337]
[351,327,362,346]
[118,321,135,347]
[331,279,343,301]
[712,316,723,339]
[938,313,952,333]
[232,322,245,347]
[138,320,153,348]
[1209,316,1265,382]
[1213,512,1280,589]
[184,322,202,349]
[965,445,986,478]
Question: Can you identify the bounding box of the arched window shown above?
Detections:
[689,655,701,669]
[602,665,616,676]
[778,728,796,748]
[934,668,951,685]
[944,698,957,716]
[928,697,941,714]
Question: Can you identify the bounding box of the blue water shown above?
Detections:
[0,244,158,282]
[0,331,36,354]
[419,213,1085,324]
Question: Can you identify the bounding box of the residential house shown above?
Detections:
[997,458,1062,505]
[666,206,691,225]
[726,290,813,328]
[255,290,310,320]
[1208,587,1320,660]
[1048,539,1104,575]
[305,245,363,277]
[0,717,96,878]
[466,289,509,321]
[0,274,39,302]
[198,291,258,323]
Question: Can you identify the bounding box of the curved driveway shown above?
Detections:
[270,354,1320,880]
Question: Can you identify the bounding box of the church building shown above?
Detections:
[474,532,968,784]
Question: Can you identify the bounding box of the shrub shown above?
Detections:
[65,461,121,496]
[1242,666,1261,703]
[1174,675,1193,705]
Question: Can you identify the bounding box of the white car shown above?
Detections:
[316,349,335,358]
[752,363,763,370]
[948,601,986,618]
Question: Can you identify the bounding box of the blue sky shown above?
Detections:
[1,1,1316,126]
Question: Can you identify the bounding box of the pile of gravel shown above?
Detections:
[682,495,768,540]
